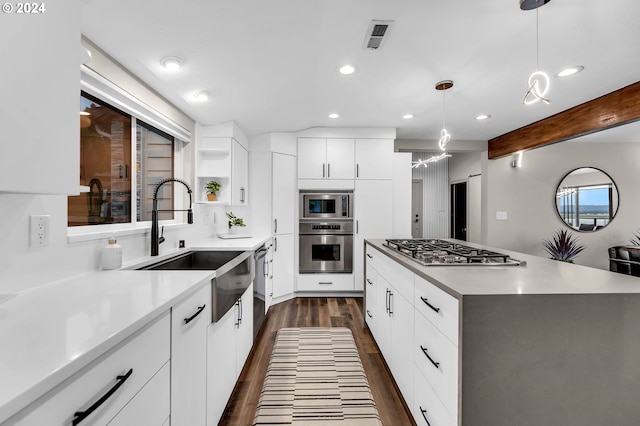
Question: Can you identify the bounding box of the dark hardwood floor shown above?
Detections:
[219,297,415,426]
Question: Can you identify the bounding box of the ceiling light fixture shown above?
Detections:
[522,4,551,106]
[412,153,452,168]
[161,56,183,70]
[475,114,491,120]
[557,65,584,77]
[193,91,211,102]
[402,114,415,119]
[328,113,340,119]
[339,64,356,75]
[435,80,453,150]
[520,0,550,10]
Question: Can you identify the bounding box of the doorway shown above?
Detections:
[411,180,423,238]
[450,182,467,241]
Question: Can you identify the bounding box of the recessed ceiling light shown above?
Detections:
[402,114,415,119]
[557,65,584,78]
[328,113,340,119]
[193,91,211,102]
[161,56,183,70]
[338,64,356,75]
[475,114,491,120]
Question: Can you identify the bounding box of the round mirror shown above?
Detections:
[555,167,619,232]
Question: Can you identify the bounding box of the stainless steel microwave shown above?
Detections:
[300,191,353,219]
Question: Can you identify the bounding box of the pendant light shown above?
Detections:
[522,4,551,105]
[435,80,453,150]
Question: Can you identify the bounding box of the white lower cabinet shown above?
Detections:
[206,284,254,425]
[6,312,170,426]
[297,273,354,292]
[171,284,210,426]
[414,368,456,426]
[272,235,295,299]
[365,244,460,426]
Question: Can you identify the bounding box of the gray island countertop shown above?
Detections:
[365,238,640,298]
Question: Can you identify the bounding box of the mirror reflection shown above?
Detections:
[555,167,619,232]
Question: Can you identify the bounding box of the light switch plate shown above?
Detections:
[496,211,508,220]
[30,215,50,247]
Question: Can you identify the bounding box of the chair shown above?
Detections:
[579,223,596,231]
[608,246,640,277]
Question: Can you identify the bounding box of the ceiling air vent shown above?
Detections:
[363,20,394,50]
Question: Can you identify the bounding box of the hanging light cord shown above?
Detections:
[523,6,550,105]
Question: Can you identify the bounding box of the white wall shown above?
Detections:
[0,195,237,293]
[483,141,640,270]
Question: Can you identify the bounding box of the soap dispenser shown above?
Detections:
[102,238,122,270]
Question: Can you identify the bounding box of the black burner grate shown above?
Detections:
[385,239,511,264]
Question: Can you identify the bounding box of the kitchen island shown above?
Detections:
[365,238,640,426]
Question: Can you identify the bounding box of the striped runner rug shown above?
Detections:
[253,327,382,425]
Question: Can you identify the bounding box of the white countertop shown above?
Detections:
[366,239,640,298]
[0,234,271,424]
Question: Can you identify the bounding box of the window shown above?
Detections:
[69,91,176,227]
[556,184,614,229]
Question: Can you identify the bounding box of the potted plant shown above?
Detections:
[542,229,585,263]
[204,181,221,201]
[226,211,246,233]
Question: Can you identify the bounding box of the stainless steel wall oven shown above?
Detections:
[299,191,354,273]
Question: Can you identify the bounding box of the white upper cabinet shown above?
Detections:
[195,122,249,205]
[0,1,80,194]
[298,138,354,180]
[231,140,249,205]
[355,139,394,180]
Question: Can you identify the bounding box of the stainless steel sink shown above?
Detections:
[136,250,244,271]
[136,250,254,323]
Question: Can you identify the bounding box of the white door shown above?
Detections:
[171,285,209,426]
[326,139,355,179]
[391,291,415,408]
[272,234,295,298]
[231,140,248,205]
[272,153,296,234]
[236,284,254,375]
[355,139,393,179]
[412,180,424,238]
[354,180,393,291]
[297,138,326,179]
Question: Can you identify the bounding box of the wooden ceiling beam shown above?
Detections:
[488,81,640,159]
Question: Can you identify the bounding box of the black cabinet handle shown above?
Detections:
[239,299,243,325]
[184,305,206,324]
[366,278,373,286]
[366,253,373,259]
[72,368,133,425]
[356,163,360,178]
[366,310,373,318]
[420,296,440,313]
[327,163,331,178]
[322,163,326,178]
[419,406,432,426]
[420,345,440,369]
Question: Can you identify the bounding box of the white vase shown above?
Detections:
[229,226,238,234]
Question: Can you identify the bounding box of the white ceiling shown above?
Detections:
[80,0,640,146]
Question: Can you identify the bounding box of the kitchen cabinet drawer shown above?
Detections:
[297,273,354,292]
[7,312,170,426]
[107,361,170,426]
[414,311,458,419]
[366,247,413,302]
[414,369,456,426]
[415,275,459,346]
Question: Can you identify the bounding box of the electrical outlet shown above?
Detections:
[30,215,50,247]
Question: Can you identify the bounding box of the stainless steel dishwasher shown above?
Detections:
[253,245,267,339]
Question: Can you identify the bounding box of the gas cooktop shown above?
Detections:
[384,239,525,266]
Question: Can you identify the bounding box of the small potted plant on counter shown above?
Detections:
[226,211,246,233]
[205,181,221,201]
[542,229,585,263]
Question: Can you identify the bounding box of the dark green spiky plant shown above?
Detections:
[542,229,585,263]
[629,231,640,246]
